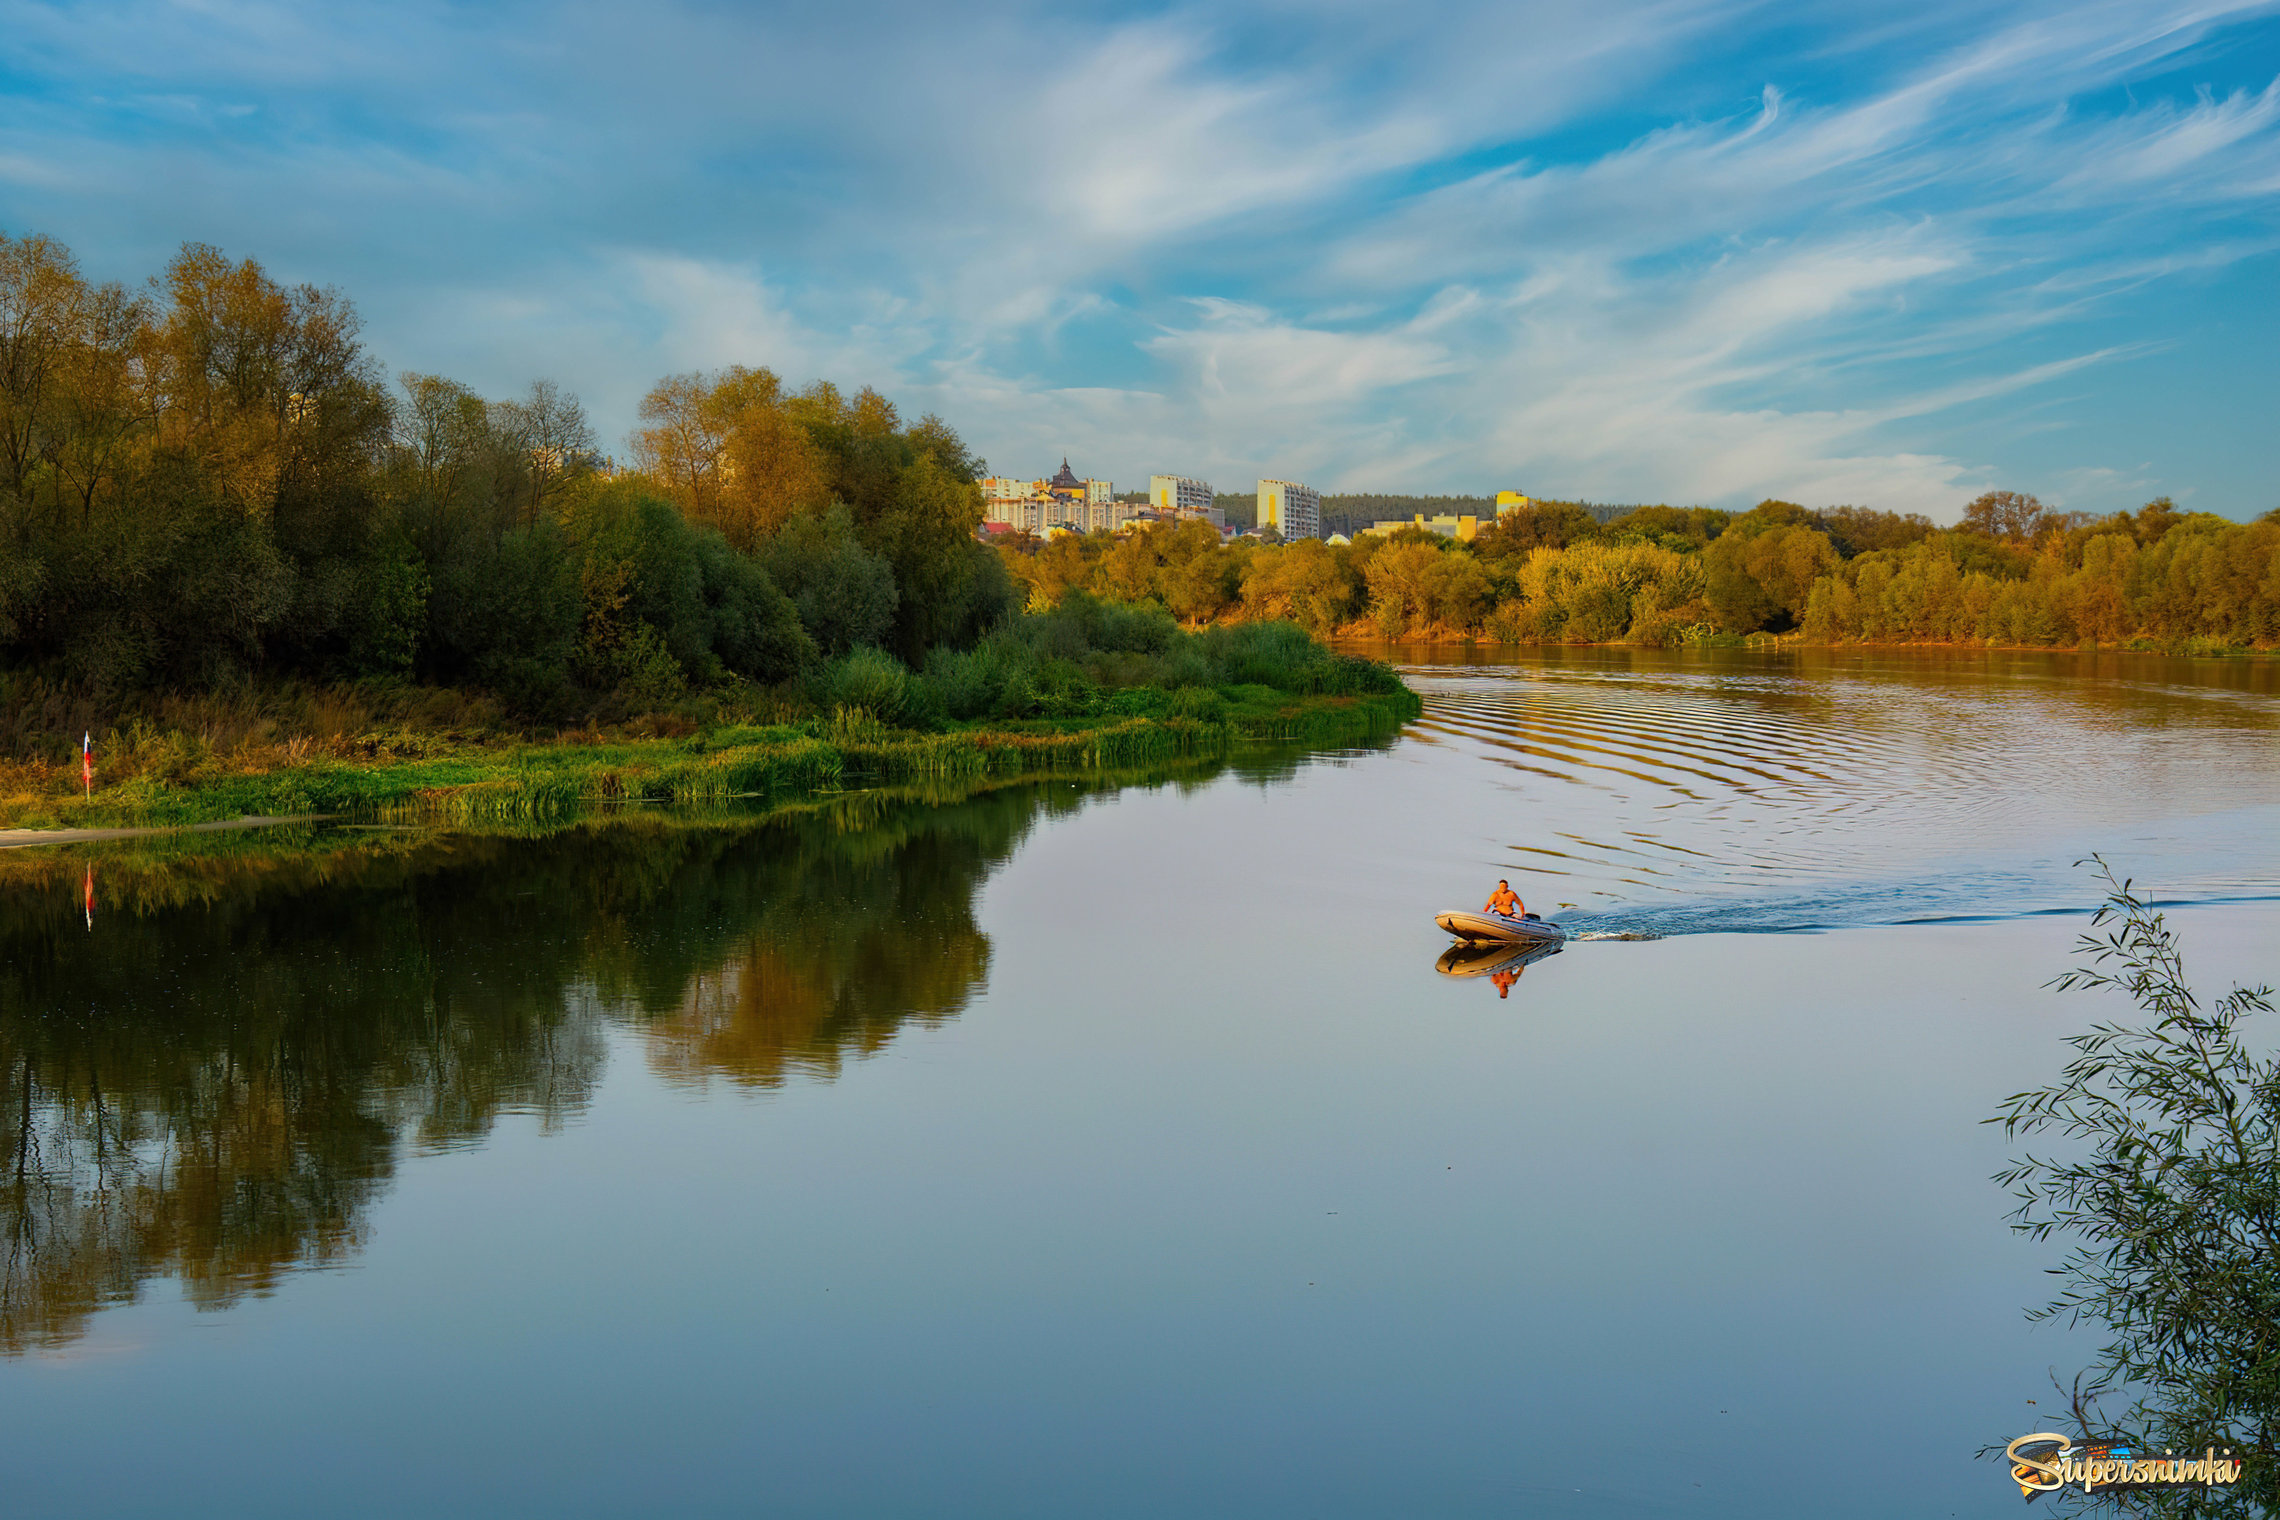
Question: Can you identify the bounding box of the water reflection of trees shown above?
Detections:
[0,781,1092,1353]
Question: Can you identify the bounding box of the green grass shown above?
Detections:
[1,687,1420,831]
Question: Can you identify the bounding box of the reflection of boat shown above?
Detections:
[1434,909,1566,946]
[1435,937,1563,979]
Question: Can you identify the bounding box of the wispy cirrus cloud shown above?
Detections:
[2,0,2276,516]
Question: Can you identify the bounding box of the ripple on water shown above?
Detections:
[1400,649,2280,934]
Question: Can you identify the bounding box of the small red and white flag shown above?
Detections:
[81,731,93,796]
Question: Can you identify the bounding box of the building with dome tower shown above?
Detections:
[980,458,1121,533]
[1045,458,1086,507]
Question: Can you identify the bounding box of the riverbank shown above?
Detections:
[0,686,1418,830]
[0,815,308,850]
[1327,624,2278,655]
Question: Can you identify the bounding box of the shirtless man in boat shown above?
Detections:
[1484,880,1524,918]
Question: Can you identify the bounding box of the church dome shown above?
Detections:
[1048,458,1082,490]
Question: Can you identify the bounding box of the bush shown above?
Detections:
[822,646,910,723]
[901,600,1409,723]
[1993,862,2280,1500]
[1040,591,1178,655]
[1191,620,1362,691]
[1169,686,1230,722]
[922,641,1022,720]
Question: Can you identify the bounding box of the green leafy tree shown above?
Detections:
[1164,541,1239,624]
[2132,497,2186,546]
[1600,504,1731,550]
[1703,518,1837,632]
[564,479,811,692]
[869,452,988,658]
[1016,531,1102,608]
[1815,505,1934,557]
[1240,538,1363,634]
[423,522,580,708]
[1993,861,2280,1514]
[1472,501,1602,560]
[1965,489,2055,543]
[756,502,898,658]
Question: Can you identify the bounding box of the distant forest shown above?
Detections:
[996,494,2280,649]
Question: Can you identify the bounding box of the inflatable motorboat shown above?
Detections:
[1434,936,1563,979]
[1435,909,1566,946]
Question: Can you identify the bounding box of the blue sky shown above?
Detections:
[4,0,2276,519]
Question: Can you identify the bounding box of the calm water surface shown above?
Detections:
[3,647,2275,1518]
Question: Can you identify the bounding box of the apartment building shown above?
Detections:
[1257,479,1322,541]
[1149,474,1216,519]
[981,477,1041,532]
[983,461,1116,532]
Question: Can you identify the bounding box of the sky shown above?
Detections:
[2,0,2277,521]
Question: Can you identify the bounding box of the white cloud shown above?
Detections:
[2051,461,2163,507]
[1146,299,1456,406]
[5,0,2276,516]
[0,150,72,187]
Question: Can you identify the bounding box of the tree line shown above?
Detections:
[0,233,1013,719]
[8,226,2268,729]
[1000,493,2280,649]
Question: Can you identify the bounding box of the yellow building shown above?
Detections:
[1361,513,1483,542]
[1495,491,1532,513]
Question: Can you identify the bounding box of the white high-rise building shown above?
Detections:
[1149,475,1215,519]
[1257,479,1321,540]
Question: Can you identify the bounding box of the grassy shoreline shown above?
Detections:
[0,687,1419,831]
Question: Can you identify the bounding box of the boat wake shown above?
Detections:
[1554,880,2280,940]
[1401,654,2280,941]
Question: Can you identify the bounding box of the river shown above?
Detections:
[3,647,2274,1518]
